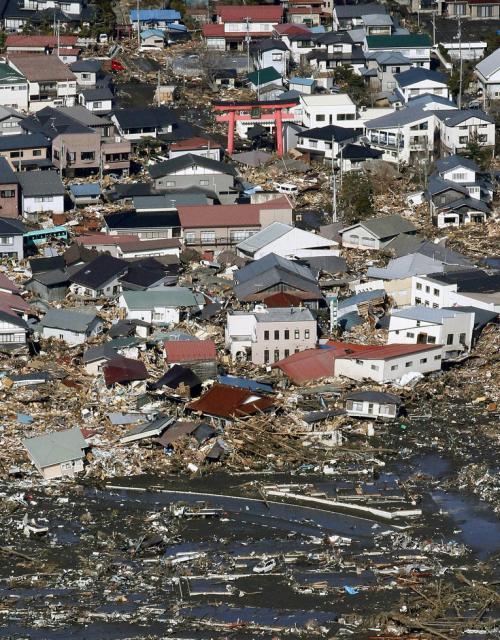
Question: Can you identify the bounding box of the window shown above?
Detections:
[459,136,468,144]
[370,364,379,371]
[164,180,176,187]
[284,330,289,340]
[433,288,439,296]
[310,140,318,149]
[230,229,253,243]
[67,152,76,163]
[264,349,269,364]
[272,53,283,61]
[185,231,196,244]
[395,330,400,335]
[35,196,53,203]
[391,364,398,371]
[284,349,289,358]
[93,101,102,109]
[53,149,60,160]
[153,312,162,321]
[200,230,215,244]
[406,332,414,338]
[446,333,453,345]
[273,349,280,362]
[351,401,364,411]
[33,149,42,157]
[81,151,95,161]
[0,236,14,245]
[264,330,269,340]
[415,297,421,304]
[316,114,325,122]
[0,190,15,198]
[199,179,209,186]
[420,358,427,364]
[405,361,413,367]
[477,5,493,17]
[294,329,299,339]
[304,329,310,339]
[416,282,422,290]
[425,286,430,293]
[459,333,466,345]
[274,330,279,340]
[427,336,436,344]
[10,151,22,158]
[434,354,441,360]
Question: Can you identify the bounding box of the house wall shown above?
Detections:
[184,224,261,249]
[388,312,474,356]
[341,226,381,250]
[81,97,113,113]
[447,290,500,313]
[73,70,97,87]
[440,166,476,184]
[476,68,500,99]
[22,194,64,216]
[52,131,101,172]
[0,115,24,136]
[299,99,357,128]
[439,117,495,154]
[345,399,398,418]
[398,80,449,103]
[335,348,442,382]
[252,318,317,364]
[122,304,180,325]
[0,181,20,217]
[69,275,122,299]
[42,320,102,345]
[26,79,77,112]
[0,81,29,110]
[0,317,26,344]
[26,279,67,302]
[40,458,84,480]
[251,229,338,260]
[383,276,413,307]
[0,146,49,167]
[411,276,454,308]
[257,48,287,75]
[0,232,23,259]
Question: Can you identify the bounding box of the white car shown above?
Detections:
[253,557,277,573]
[275,182,299,195]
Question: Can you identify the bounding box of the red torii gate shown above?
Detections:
[213,98,300,158]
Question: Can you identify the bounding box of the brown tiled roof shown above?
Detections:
[6,35,78,48]
[8,55,76,82]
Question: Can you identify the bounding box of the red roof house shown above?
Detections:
[187,382,275,421]
[204,5,284,48]
[164,339,217,381]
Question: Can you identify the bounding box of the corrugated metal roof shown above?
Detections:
[103,357,149,385]
[70,183,101,197]
[121,288,204,310]
[23,427,86,469]
[188,383,275,419]
[164,339,217,362]
[391,306,472,323]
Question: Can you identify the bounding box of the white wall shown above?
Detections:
[22,194,64,216]
[0,83,28,110]
[335,348,442,382]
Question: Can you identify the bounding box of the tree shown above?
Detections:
[332,65,370,106]
[463,132,492,170]
[338,171,374,225]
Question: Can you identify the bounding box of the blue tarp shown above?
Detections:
[130,9,181,22]
[70,183,101,197]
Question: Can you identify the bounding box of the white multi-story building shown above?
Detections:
[388,307,475,360]
[294,94,358,129]
[474,48,500,100]
[225,306,317,365]
[0,62,28,111]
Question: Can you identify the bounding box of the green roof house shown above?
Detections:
[366,34,432,67]
[247,66,283,91]
[23,427,88,480]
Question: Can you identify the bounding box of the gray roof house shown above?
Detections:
[23,427,88,480]
[69,254,129,299]
[149,154,238,204]
[0,216,25,260]
[39,308,103,345]
[17,171,65,219]
[340,215,417,251]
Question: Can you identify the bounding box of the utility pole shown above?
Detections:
[457,15,463,110]
[136,0,141,51]
[431,12,436,47]
[245,17,251,73]
[157,70,161,106]
[331,135,337,222]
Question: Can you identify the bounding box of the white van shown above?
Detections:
[275,182,298,195]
